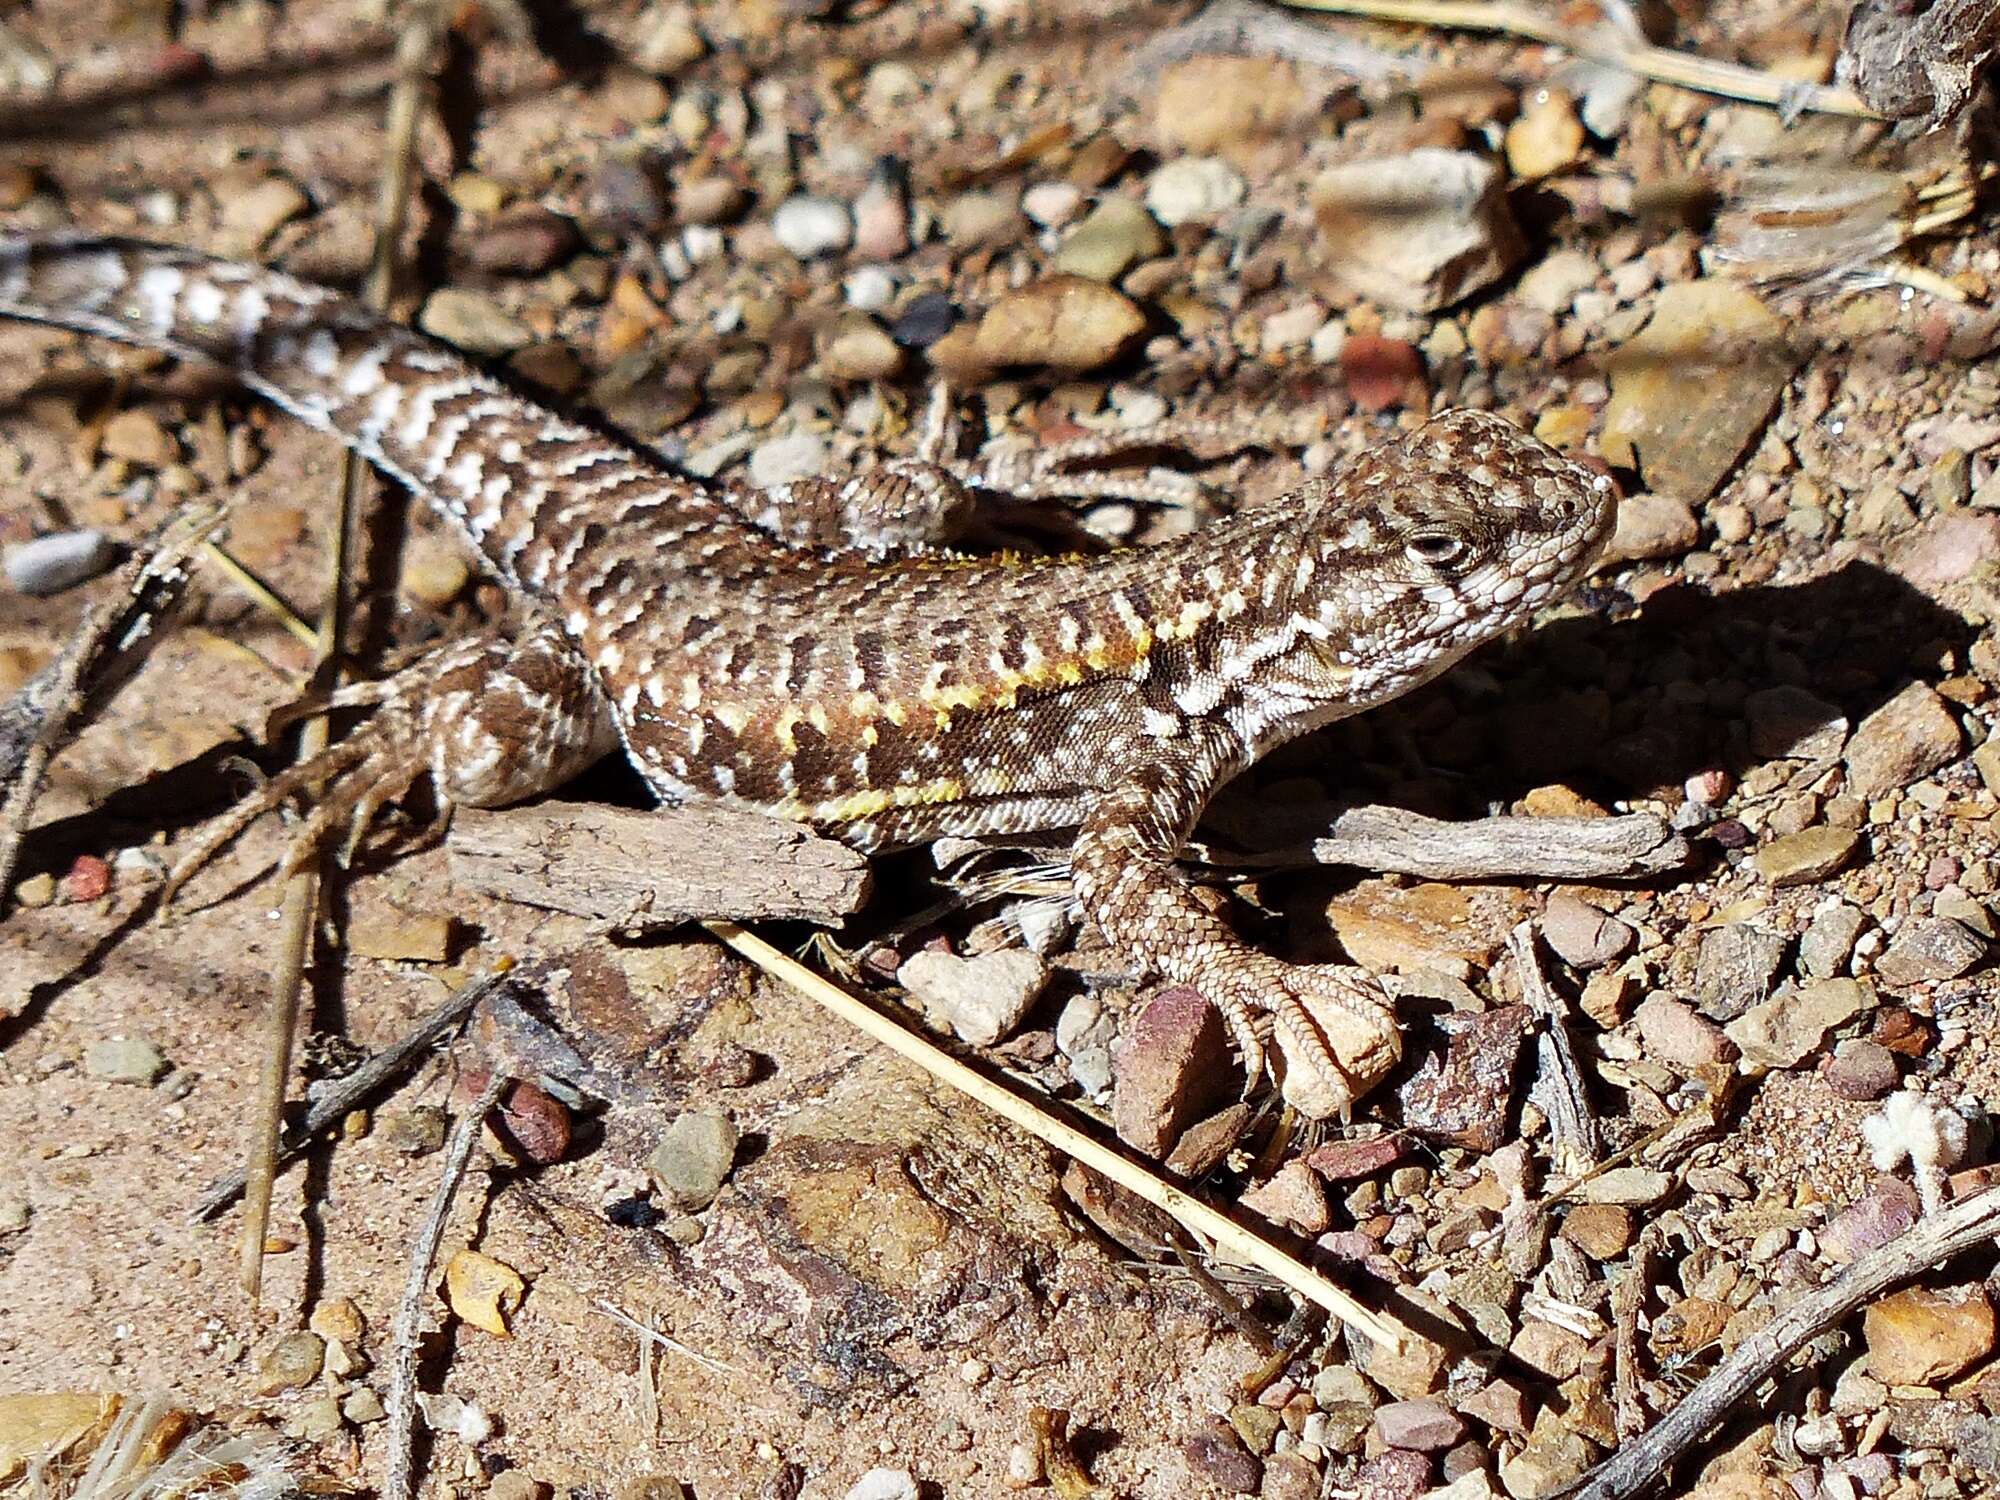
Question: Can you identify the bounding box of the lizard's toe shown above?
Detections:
[1266,963,1400,1120]
[1196,958,1399,1118]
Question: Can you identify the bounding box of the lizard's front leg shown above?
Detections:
[1070,746,1401,1119]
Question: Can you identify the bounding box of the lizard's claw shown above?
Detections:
[1201,956,1400,1119]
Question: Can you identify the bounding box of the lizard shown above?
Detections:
[0,231,1616,1117]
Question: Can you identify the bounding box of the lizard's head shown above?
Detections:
[1279,409,1615,716]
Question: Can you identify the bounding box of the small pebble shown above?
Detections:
[5,530,116,596]
[890,291,955,348]
[1311,147,1522,312]
[418,289,532,356]
[939,189,1023,250]
[1633,994,1735,1071]
[378,1105,448,1156]
[1339,334,1426,413]
[675,175,746,226]
[647,1109,739,1210]
[1864,1284,1995,1385]
[1052,198,1165,282]
[1504,87,1585,179]
[971,277,1145,372]
[772,195,852,259]
[101,409,178,467]
[464,206,579,277]
[1604,494,1699,564]
[1800,901,1869,979]
[898,947,1049,1046]
[1539,893,1634,970]
[84,1036,168,1085]
[583,156,672,235]
[1022,180,1083,228]
[1751,826,1860,887]
[219,175,309,248]
[255,1330,326,1394]
[1145,156,1244,226]
[1823,1038,1899,1101]
[843,1469,918,1500]
[63,854,110,903]
[843,265,896,313]
[820,314,903,381]
[749,431,830,488]
[1845,683,1964,800]
[1745,686,1849,761]
[1875,916,1987,985]
[284,1396,343,1442]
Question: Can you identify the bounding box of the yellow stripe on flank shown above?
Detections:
[774,705,802,753]
[778,777,968,824]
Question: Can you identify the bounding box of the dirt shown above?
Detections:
[3,2,2000,1498]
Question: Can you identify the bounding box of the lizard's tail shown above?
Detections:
[0,232,714,595]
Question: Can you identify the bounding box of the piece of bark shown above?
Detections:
[1,509,213,901]
[1838,0,2000,129]
[1311,807,1688,881]
[448,800,872,926]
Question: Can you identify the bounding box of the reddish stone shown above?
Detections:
[1339,334,1428,413]
[64,854,110,903]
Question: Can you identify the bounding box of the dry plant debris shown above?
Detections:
[1,0,1999,1498]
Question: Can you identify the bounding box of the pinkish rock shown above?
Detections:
[1303,1134,1404,1182]
[1634,993,1737,1072]
[1373,1397,1466,1452]
[1822,1176,1921,1263]
[1113,986,1231,1155]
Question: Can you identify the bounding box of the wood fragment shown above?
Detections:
[1837,0,2000,128]
[0,509,216,901]
[1510,922,1602,1171]
[239,12,443,1305]
[1571,1184,2000,1500]
[1275,0,1878,117]
[382,1070,505,1500]
[1031,1407,1110,1500]
[1611,1239,1651,1441]
[449,801,873,925]
[188,967,505,1222]
[1305,807,1688,881]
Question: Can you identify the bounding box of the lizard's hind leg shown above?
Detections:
[160,618,616,908]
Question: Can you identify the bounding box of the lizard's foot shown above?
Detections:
[160,625,614,910]
[1201,954,1401,1119]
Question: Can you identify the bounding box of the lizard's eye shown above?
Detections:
[1405,529,1473,572]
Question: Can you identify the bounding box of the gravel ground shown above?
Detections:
[2,2,1999,1498]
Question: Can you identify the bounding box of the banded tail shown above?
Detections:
[0,233,730,597]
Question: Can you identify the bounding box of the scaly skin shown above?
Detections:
[0,234,1615,1114]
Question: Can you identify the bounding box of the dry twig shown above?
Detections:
[188,967,506,1221]
[1274,0,1878,117]
[238,13,440,1306]
[1570,1185,2000,1499]
[0,509,218,901]
[1510,921,1603,1171]
[382,1070,507,1500]
[704,919,1423,1355]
